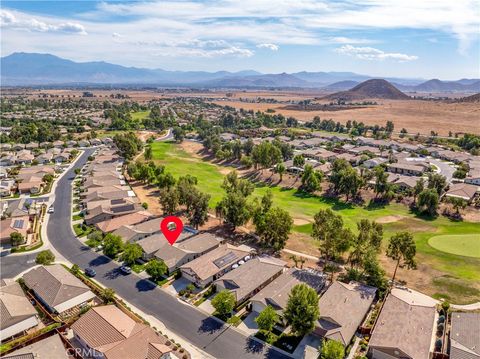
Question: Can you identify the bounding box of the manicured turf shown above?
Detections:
[428,234,480,258]
[131,110,150,120]
[148,141,480,303]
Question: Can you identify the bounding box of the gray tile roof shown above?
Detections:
[450,312,480,359]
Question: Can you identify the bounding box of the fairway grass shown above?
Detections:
[428,234,480,258]
[148,141,480,303]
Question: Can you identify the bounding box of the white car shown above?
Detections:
[48,206,54,214]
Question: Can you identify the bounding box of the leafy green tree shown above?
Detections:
[157,172,176,189]
[221,171,254,197]
[103,234,124,258]
[251,141,282,169]
[293,154,305,168]
[159,187,179,215]
[386,232,417,283]
[301,164,322,193]
[373,166,389,199]
[35,250,55,265]
[275,163,286,181]
[240,155,253,169]
[71,264,80,276]
[212,290,236,318]
[216,191,251,230]
[348,219,383,269]
[312,209,353,262]
[145,259,168,281]
[413,178,425,204]
[283,284,320,336]
[176,175,198,207]
[448,196,467,216]
[144,145,152,160]
[319,339,345,359]
[427,173,447,196]
[121,243,143,265]
[100,288,116,303]
[255,207,293,251]
[417,188,439,216]
[255,305,279,334]
[187,191,210,229]
[172,126,185,142]
[10,232,25,246]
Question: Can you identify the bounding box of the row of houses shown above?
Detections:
[0,147,78,167]
[0,266,183,359]
[0,137,112,152]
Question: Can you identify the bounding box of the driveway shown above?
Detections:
[237,311,259,336]
[165,277,191,296]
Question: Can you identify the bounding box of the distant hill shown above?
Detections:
[324,79,411,101]
[322,80,359,91]
[0,52,475,91]
[396,79,480,93]
[455,93,480,103]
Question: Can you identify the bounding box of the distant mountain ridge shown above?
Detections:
[324,79,411,100]
[1,52,478,91]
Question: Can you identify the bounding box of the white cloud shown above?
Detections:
[256,43,279,51]
[335,45,418,61]
[0,9,86,35]
[329,37,374,44]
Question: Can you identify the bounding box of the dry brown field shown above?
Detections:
[212,98,480,136]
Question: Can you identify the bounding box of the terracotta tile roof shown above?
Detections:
[316,281,376,346]
[369,287,437,359]
[95,211,153,232]
[71,306,172,359]
[214,256,285,303]
[22,265,93,309]
[450,312,480,359]
[0,282,37,330]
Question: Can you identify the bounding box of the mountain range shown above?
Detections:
[1,52,479,92]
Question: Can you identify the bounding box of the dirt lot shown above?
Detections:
[212,99,480,136]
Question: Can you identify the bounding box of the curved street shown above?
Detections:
[1,149,289,359]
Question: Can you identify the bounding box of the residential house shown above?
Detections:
[0,154,16,166]
[302,148,337,162]
[22,265,96,314]
[89,138,103,146]
[363,157,387,169]
[113,217,165,242]
[15,150,34,165]
[2,334,68,359]
[0,179,15,197]
[36,152,53,164]
[139,232,223,273]
[0,167,8,179]
[368,287,437,359]
[53,152,70,163]
[449,312,480,359]
[315,281,376,347]
[95,210,153,233]
[2,198,39,218]
[250,268,326,314]
[465,169,480,186]
[78,139,90,147]
[387,162,427,176]
[12,144,25,151]
[52,140,65,149]
[335,152,361,166]
[85,200,143,225]
[180,243,255,287]
[0,280,39,341]
[71,305,173,359]
[85,189,135,204]
[214,256,286,305]
[25,142,39,150]
[86,197,139,212]
[444,183,478,203]
[83,176,125,190]
[0,216,30,244]
[17,177,43,194]
[348,146,382,156]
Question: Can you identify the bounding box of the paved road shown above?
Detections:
[2,149,288,359]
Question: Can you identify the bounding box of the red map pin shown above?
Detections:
[160,216,184,245]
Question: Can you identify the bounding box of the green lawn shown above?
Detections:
[131,110,150,120]
[148,141,480,303]
[428,234,480,258]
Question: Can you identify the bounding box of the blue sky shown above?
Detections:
[1,0,479,80]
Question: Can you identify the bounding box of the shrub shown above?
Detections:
[441,301,450,313]
[35,250,55,265]
[438,315,445,324]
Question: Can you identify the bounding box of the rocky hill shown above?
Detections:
[324,79,411,101]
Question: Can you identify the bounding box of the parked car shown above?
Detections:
[48,206,54,213]
[119,265,132,275]
[85,268,96,277]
